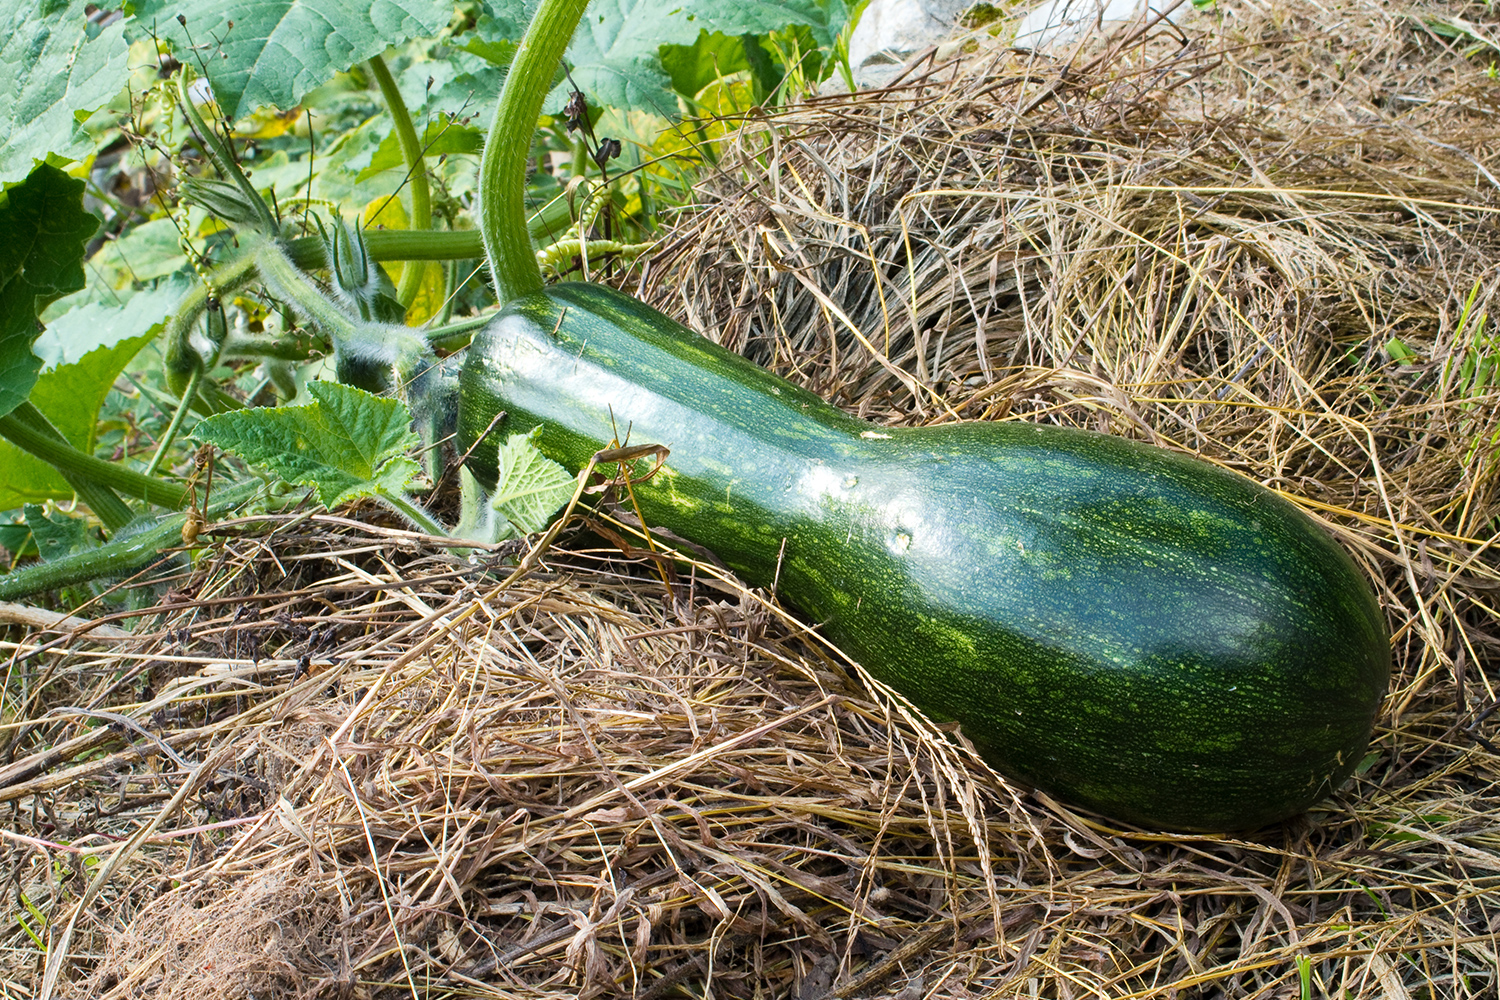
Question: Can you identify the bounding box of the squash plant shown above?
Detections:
[1,0,1389,831]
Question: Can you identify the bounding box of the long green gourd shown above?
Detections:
[458,0,1390,830]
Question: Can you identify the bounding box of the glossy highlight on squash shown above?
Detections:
[458,282,1390,831]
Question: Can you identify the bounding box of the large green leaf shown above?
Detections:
[357,120,485,182]
[0,163,100,419]
[194,380,421,509]
[130,0,458,120]
[559,0,849,114]
[33,277,188,368]
[0,330,155,511]
[0,0,132,184]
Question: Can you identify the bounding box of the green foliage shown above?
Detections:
[1445,280,1495,406]
[23,504,93,562]
[33,277,187,368]
[0,0,857,582]
[0,331,155,510]
[359,119,485,181]
[0,163,99,419]
[0,0,131,183]
[194,380,422,511]
[130,0,458,121]
[492,429,575,539]
[542,0,850,114]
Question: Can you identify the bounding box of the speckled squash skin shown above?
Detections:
[458,282,1390,831]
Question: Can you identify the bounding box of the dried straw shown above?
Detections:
[3,0,1498,996]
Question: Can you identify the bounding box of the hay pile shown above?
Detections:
[3,1,1498,996]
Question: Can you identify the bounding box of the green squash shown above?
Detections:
[458,282,1389,831]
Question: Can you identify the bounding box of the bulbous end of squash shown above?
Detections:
[812,424,1392,832]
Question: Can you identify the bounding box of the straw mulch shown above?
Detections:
[3,1,1498,997]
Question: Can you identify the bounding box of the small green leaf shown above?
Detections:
[23,503,92,563]
[1385,338,1415,363]
[491,431,575,539]
[0,162,100,419]
[194,380,421,510]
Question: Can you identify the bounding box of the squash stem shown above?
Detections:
[253,241,359,343]
[368,54,433,310]
[145,364,205,479]
[478,0,592,304]
[0,480,263,602]
[163,251,261,399]
[177,71,278,236]
[373,487,447,538]
[3,403,134,531]
[0,412,187,510]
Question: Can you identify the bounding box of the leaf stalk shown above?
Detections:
[368,54,434,310]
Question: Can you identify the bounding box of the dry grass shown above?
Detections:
[4,0,1500,996]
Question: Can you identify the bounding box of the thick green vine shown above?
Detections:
[477,0,593,304]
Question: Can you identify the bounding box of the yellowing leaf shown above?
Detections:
[235,106,304,140]
[401,262,444,326]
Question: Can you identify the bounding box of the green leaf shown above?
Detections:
[562,0,849,114]
[0,330,154,511]
[0,0,132,184]
[33,277,186,368]
[472,0,846,117]
[194,380,421,510]
[0,163,100,419]
[22,503,93,563]
[0,521,35,560]
[491,430,574,539]
[130,0,458,121]
[357,120,485,182]
[1385,338,1415,363]
[660,31,755,103]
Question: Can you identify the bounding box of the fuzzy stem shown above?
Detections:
[478,0,592,304]
[426,311,493,353]
[164,252,262,398]
[145,364,204,479]
[219,333,322,362]
[368,55,434,310]
[373,487,447,538]
[254,241,359,342]
[0,413,187,509]
[0,481,263,602]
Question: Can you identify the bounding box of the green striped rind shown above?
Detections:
[458,283,1391,831]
